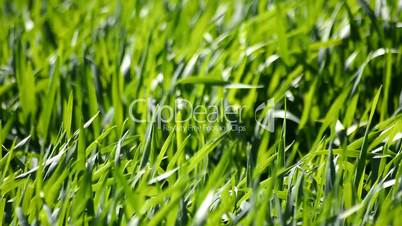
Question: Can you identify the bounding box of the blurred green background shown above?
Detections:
[0,0,401,225]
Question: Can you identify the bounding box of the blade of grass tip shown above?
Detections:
[196,148,231,207]
[248,137,259,187]
[187,130,229,172]
[193,191,214,226]
[351,49,397,95]
[115,131,129,165]
[43,204,56,225]
[148,168,179,185]
[312,90,348,150]
[114,166,141,216]
[15,145,67,179]
[343,94,359,129]
[16,207,29,226]
[178,76,262,89]
[2,140,16,178]
[325,140,336,194]
[140,177,189,212]
[277,98,287,189]
[223,83,264,89]
[14,33,36,123]
[177,76,229,86]
[274,1,289,64]
[85,62,100,136]
[0,197,4,224]
[343,2,360,40]
[140,105,158,168]
[45,167,70,206]
[74,78,83,136]
[357,0,384,42]
[38,55,60,141]
[112,72,123,135]
[392,145,402,191]
[14,136,31,150]
[1,118,14,150]
[0,82,14,98]
[147,190,182,226]
[256,189,270,226]
[380,50,392,121]
[176,110,184,165]
[292,172,304,226]
[134,32,151,98]
[72,169,94,221]
[337,203,364,220]
[284,169,298,220]
[84,112,100,129]
[354,86,382,196]
[167,134,191,172]
[33,150,45,206]
[153,129,175,175]
[77,123,86,172]
[298,78,317,130]
[175,197,188,226]
[275,195,285,226]
[63,91,73,137]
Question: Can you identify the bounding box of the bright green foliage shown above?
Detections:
[0,0,402,225]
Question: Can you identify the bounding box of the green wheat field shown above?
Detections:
[1,0,402,225]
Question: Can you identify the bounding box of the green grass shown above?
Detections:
[1,0,402,225]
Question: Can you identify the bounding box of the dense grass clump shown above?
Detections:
[1,0,402,225]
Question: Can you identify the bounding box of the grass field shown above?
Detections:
[1,0,402,225]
